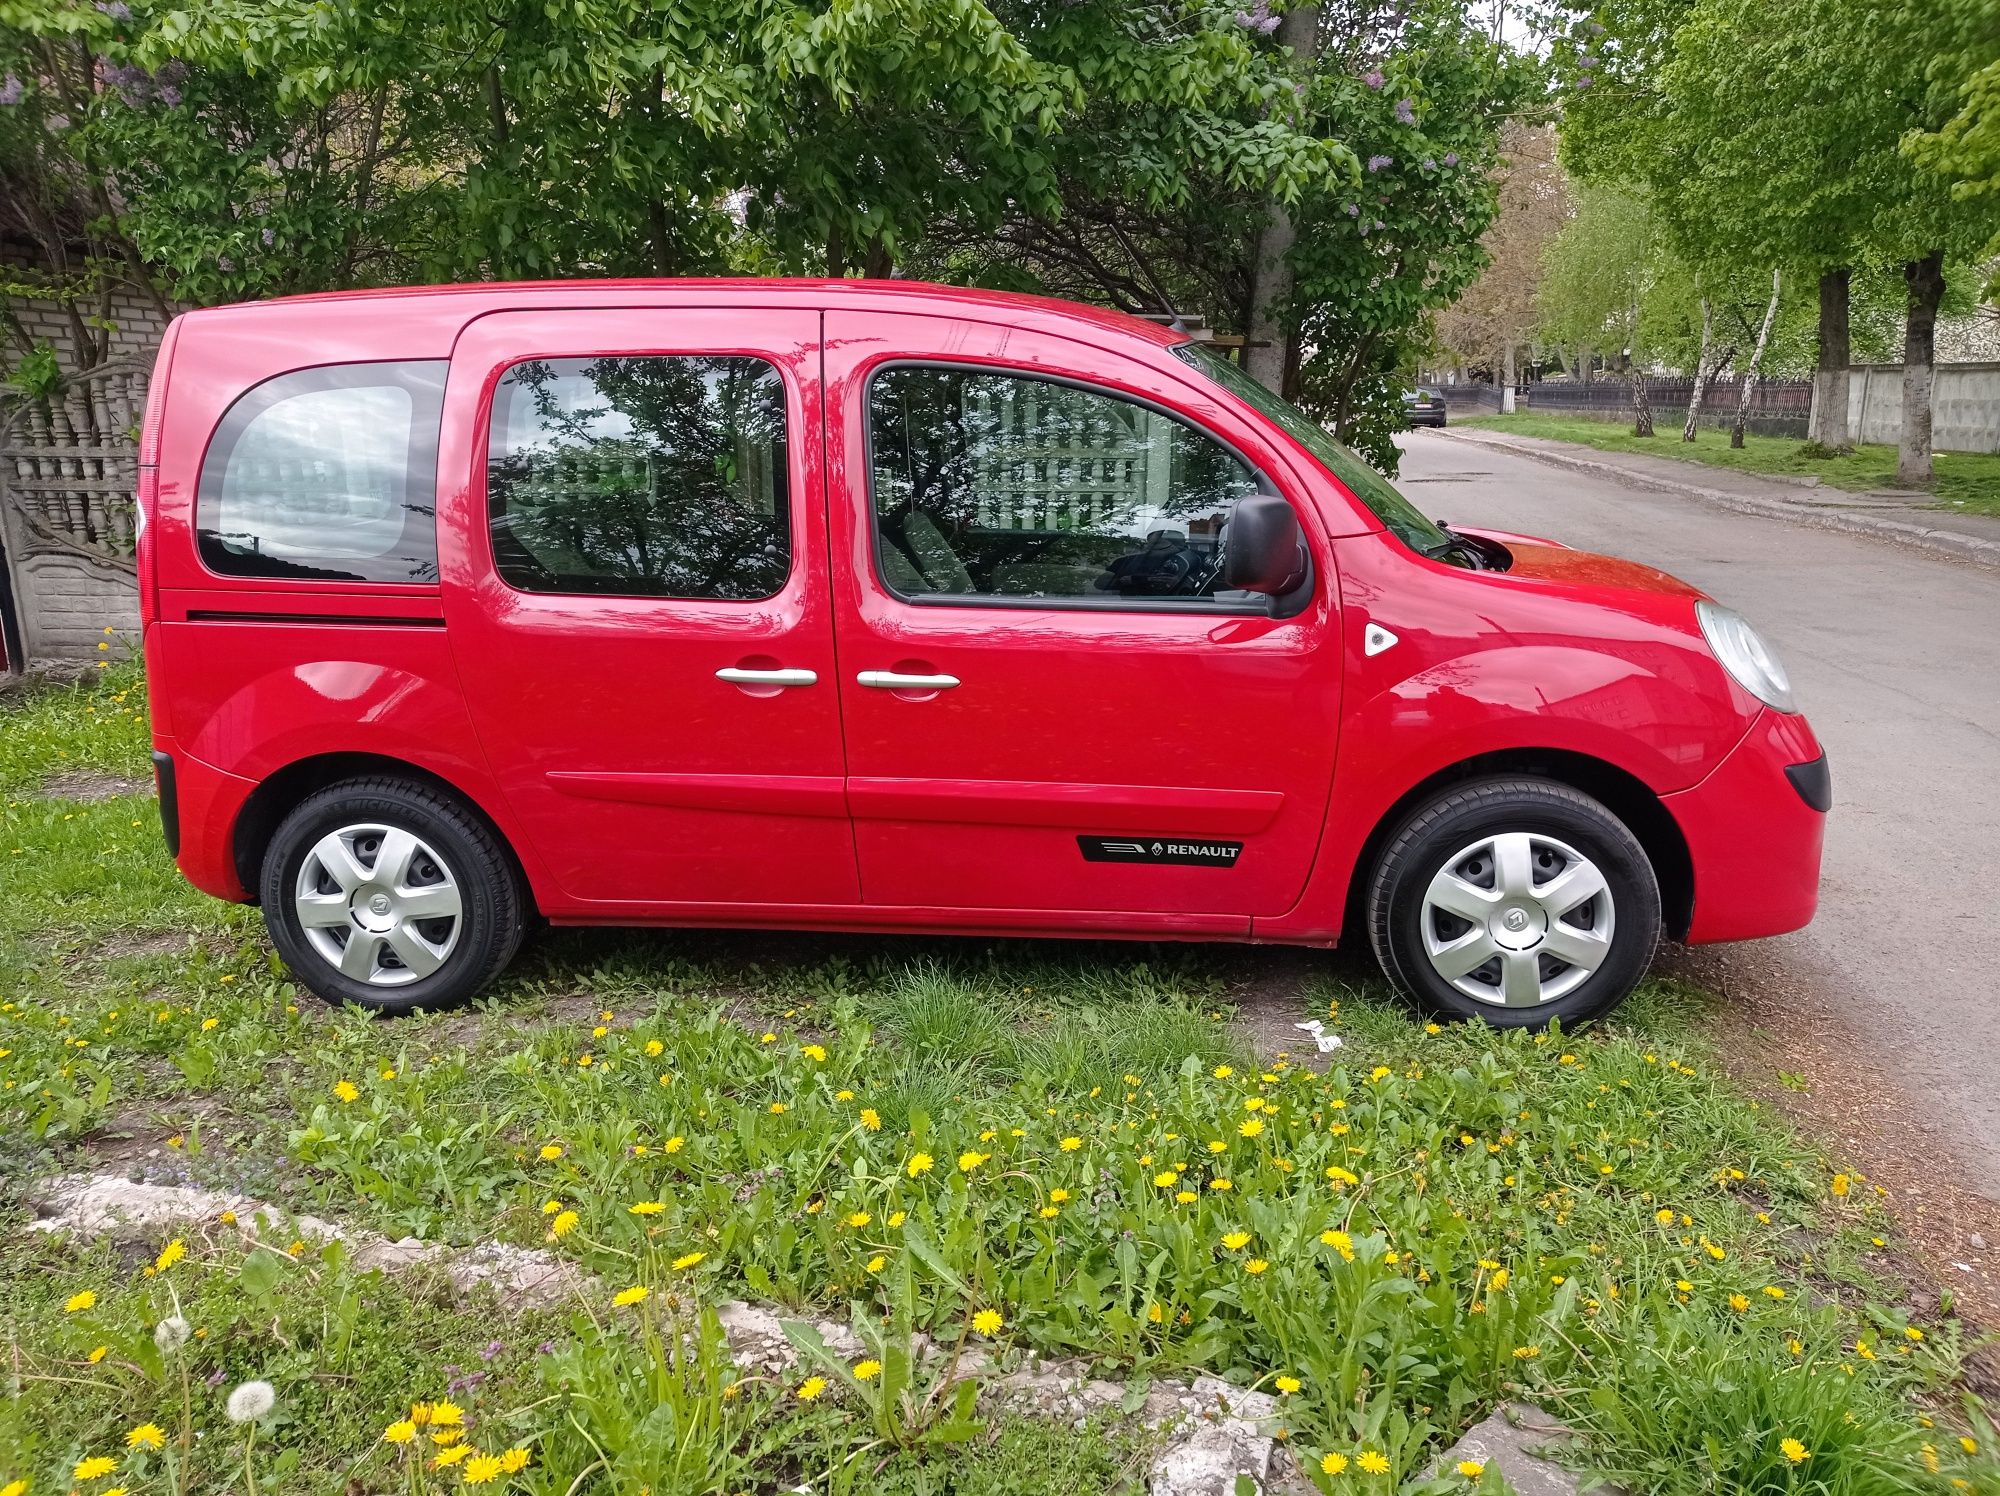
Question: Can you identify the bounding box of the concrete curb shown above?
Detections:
[1443,429,2000,573]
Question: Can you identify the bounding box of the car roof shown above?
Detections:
[191,277,1186,349]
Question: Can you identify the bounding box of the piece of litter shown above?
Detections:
[1292,1020,1343,1053]
[1953,1262,1974,1273]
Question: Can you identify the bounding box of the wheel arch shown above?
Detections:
[232,751,530,909]
[1341,747,1694,943]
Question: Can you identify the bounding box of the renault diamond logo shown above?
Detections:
[1078,836,1244,868]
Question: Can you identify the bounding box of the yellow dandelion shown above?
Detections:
[853,1359,882,1381]
[500,1449,531,1473]
[1729,1294,1750,1313]
[644,1039,664,1056]
[865,1255,887,1273]
[124,1424,165,1451]
[769,1102,787,1114]
[1154,1171,1178,1188]
[462,1454,504,1484]
[1457,1460,1484,1478]
[907,1152,934,1177]
[153,1240,185,1273]
[1357,1449,1390,1474]
[1221,1231,1252,1251]
[958,1150,989,1172]
[801,1044,827,1062]
[429,1400,464,1427]
[432,1444,470,1467]
[87,1344,108,1363]
[333,1080,359,1103]
[1238,1118,1265,1139]
[1780,1438,1809,1464]
[613,1285,648,1307]
[860,1108,882,1131]
[65,1290,97,1313]
[548,1210,578,1239]
[539,1144,563,1160]
[628,1201,665,1216]
[1049,1188,1070,1203]
[672,1251,707,1270]
[664,1136,685,1153]
[1213,1065,1233,1078]
[73,1457,117,1481]
[797,1376,827,1401]
[972,1308,1004,1335]
[1275,1375,1301,1394]
[1321,1452,1348,1474]
[1208,1178,1233,1191]
[1244,1258,1269,1275]
[384,1419,417,1444]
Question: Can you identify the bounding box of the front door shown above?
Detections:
[824,311,1343,925]
[439,308,858,911]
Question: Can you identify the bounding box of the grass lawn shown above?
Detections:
[3,664,1997,1495]
[1453,413,2000,518]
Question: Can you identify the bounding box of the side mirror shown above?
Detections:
[1224,494,1307,596]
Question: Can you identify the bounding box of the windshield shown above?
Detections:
[1173,343,1453,556]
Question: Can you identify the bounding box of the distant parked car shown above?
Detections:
[1403,387,1448,427]
[138,279,1825,1026]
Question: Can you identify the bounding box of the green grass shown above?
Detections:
[1454,412,2000,517]
[3,664,1997,1496]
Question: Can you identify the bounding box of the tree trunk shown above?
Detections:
[1629,354,1654,438]
[1500,342,1516,413]
[1808,267,1852,450]
[1897,250,1946,487]
[1579,347,1593,389]
[1242,4,1320,393]
[1731,268,1783,449]
[1682,299,1715,441]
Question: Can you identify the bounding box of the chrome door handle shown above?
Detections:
[715,667,818,687]
[857,670,960,690]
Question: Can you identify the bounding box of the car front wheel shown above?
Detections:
[260,777,526,1014]
[1366,778,1661,1026]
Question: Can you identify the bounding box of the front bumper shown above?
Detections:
[1663,710,1827,944]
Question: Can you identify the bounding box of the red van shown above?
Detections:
[137,280,1826,1024]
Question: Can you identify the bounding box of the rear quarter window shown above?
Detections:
[196,361,447,582]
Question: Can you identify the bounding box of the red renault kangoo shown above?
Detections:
[138,279,1827,1024]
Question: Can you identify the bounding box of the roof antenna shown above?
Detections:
[1109,221,1185,331]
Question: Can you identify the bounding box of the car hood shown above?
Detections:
[1460,529,1706,601]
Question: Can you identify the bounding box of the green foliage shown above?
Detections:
[1904,0,2000,298]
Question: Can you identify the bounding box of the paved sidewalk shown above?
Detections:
[1445,426,2000,570]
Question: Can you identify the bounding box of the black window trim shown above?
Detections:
[860,357,1315,618]
[194,358,447,586]
[481,350,797,605]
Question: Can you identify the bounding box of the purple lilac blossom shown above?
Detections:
[1422,157,1436,170]
[1363,69,1385,90]
[1233,2,1280,33]
[261,228,275,247]
[1394,98,1415,124]
[1443,151,1458,166]
[0,76,20,107]
[96,1,132,17]
[1346,203,1360,216]
[1366,154,1392,172]
[154,84,181,107]
[1576,75,1594,88]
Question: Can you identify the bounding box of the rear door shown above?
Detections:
[824,310,1343,926]
[438,307,858,911]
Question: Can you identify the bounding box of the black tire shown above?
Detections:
[259,776,526,1015]
[1366,777,1660,1028]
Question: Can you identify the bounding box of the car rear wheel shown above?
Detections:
[1366,778,1661,1027]
[260,777,525,1014]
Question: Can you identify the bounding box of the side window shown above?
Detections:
[197,361,445,582]
[487,355,790,600]
[867,366,1263,606]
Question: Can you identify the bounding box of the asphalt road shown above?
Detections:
[1397,430,2000,1194]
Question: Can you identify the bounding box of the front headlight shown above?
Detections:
[1696,601,1796,713]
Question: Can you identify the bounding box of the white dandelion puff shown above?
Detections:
[225,1379,276,1423]
[154,1314,192,1352]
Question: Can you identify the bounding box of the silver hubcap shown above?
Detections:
[1420,831,1615,1007]
[293,823,463,987]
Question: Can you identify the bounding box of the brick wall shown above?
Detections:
[1,283,163,669]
